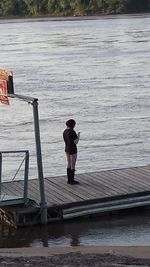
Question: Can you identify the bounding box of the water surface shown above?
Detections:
[1,209,150,248]
[0,14,150,180]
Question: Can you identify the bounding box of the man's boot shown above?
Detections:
[67,168,71,184]
[70,169,79,185]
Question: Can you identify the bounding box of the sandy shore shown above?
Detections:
[1,246,150,266]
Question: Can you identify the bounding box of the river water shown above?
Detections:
[1,209,150,248]
[0,14,150,180]
[0,14,150,247]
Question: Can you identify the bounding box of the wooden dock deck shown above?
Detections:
[2,165,150,226]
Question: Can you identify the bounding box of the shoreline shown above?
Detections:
[1,246,150,258]
[0,13,150,24]
[1,246,150,266]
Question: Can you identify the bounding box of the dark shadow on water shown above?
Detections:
[1,207,150,248]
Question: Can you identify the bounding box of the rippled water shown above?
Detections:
[0,14,150,247]
[0,14,150,180]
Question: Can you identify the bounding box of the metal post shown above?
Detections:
[23,151,29,204]
[0,153,2,197]
[32,99,47,224]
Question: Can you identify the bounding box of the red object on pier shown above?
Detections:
[0,69,14,105]
[0,70,14,93]
[0,80,9,105]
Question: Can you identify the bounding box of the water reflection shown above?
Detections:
[0,225,16,238]
[1,208,150,248]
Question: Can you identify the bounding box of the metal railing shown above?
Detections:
[0,150,29,205]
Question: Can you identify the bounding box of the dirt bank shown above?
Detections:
[0,246,150,266]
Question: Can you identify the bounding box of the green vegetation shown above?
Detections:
[0,0,150,17]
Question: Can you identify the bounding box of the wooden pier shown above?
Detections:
[1,164,150,226]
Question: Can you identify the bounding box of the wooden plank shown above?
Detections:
[47,179,83,203]
[92,170,130,191]
[1,184,16,197]
[81,172,117,194]
[29,178,72,205]
[100,171,145,194]
[86,172,126,193]
[76,174,109,197]
[116,169,150,189]
[1,182,22,197]
[45,177,84,202]
[127,167,150,183]
[80,173,119,196]
[106,169,148,191]
[12,180,24,195]
[65,174,106,198]
[120,167,149,180]
[39,182,65,204]
[141,166,150,173]
[120,166,150,179]
[3,181,22,195]
[44,178,79,203]
[48,177,92,201]
[45,178,79,202]
[28,179,40,194]
[60,176,96,200]
[67,178,105,199]
[88,172,131,194]
[27,180,41,200]
[108,170,139,188]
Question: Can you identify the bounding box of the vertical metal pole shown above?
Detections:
[32,100,47,224]
[24,151,29,204]
[0,153,2,197]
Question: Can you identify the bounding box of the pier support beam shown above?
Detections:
[32,99,47,224]
[7,93,47,224]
